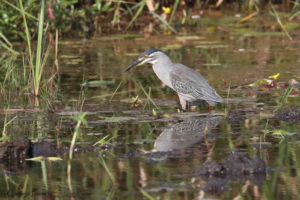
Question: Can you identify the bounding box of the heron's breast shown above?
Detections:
[152,65,173,89]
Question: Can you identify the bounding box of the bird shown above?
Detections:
[122,48,222,111]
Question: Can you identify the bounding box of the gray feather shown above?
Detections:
[170,64,222,104]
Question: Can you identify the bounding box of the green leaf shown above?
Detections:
[47,157,63,161]
[26,156,44,161]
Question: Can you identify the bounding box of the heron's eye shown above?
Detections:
[139,55,149,61]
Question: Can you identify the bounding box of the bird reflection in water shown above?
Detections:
[154,116,223,152]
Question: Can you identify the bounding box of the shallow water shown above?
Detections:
[1,12,300,199]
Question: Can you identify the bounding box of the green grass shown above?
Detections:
[135,80,158,109]
[0,32,19,55]
[18,0,51,96]
[270,4,293,40]
[274,84,293,112]
[139,188,157,200]
[69,112,88,160]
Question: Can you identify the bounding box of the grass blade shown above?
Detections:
[100,155,115,182]
[18,0,33,67]
[110,81,122,100]
[274,84,293,112]
[139,188,156,200]
[135,80,158,109]
[126,0,147,30]
[169,0,179,23]
[69,112,88,160]
[34,0,45,96]
[41,160,48,191]
[150,11,177,33]
[3,0,38,21]
[270,4,292,40]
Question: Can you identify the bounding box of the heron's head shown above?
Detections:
[122,48,168,73]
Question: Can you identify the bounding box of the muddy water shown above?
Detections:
[1,14,300,199]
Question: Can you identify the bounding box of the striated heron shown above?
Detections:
[123,48,222,110]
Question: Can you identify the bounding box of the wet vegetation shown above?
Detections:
[1,0,300,199]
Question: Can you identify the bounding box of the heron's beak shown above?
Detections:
[122,57,145,73]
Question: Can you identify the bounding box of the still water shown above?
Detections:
[1,13,300,199]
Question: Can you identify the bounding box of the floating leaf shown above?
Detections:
[130,96,142,104]
[47,157,63,161]
[81,80,114,88]
[152,109,157,116]
[248,79,276,88]
[26,156,62,162]
[26,156,44,161]
[163,113,172,118]
[272,129,296,137]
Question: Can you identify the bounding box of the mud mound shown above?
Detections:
[275,107,300,123]
[196,152,266,194]
[0,138,60,174]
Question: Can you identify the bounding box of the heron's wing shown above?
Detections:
[170,72,199,96]
[170,64,222,103]
[169,72,194,95]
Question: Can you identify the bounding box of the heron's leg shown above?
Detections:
[178,95,187,111]
[207,104,213,111]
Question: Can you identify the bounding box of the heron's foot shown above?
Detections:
[177,107,186,112]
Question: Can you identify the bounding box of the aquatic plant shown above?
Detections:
[19,0,48,96]
[69,112,88,160]
[0,0,59,98]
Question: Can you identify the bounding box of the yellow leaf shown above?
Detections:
[152,109,157,116]
[26,156,44,161]
[268,73,280,80]
[162,6,171,14]
[47,157,63,161]
[163,113,172,118]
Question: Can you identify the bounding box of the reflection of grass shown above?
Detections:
[69,112,88,160]
[224,81,231,116]
[41,160,48,191]
[140,188,156,200]
[94,135,118,183]
[262,141,300,199]
[99,155,115,182]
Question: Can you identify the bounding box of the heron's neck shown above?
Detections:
[152,56,174,89]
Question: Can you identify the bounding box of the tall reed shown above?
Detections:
[19,0,47,96]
